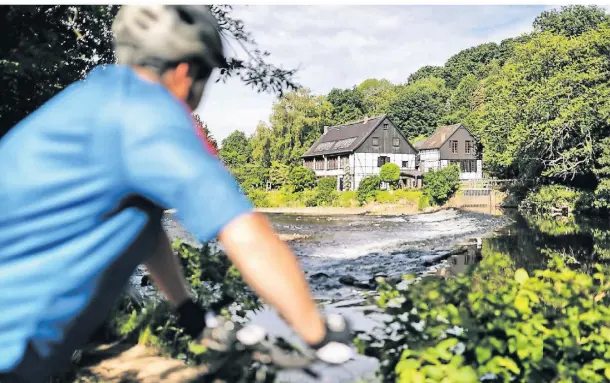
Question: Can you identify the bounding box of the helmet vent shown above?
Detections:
[176,6,196,25]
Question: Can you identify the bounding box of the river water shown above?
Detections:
[150,208,610,382]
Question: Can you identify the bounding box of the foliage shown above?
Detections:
[362,252,610,383]
[423,165,461,205]
[310,177,338,206]
[408,65,445,84]
[1,5,299,139]
[267,88,333,166]
[417,193,431,211]
[268,161,290,189]
[357,176,381,205]
[357,78,397,115]
[387,77,449,138]
[101,241,262,382]
[519,185,585,216]
[192,113,218,151]
[327,86,368,124]
[380,163,401,190]
[442,42,503,89]
[219,130,251,169]
[289,166,316,192]
[533,5,610,37]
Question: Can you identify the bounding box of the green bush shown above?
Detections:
[380,163,401,188]
[310,177,338,206]
[247,189,270,208]
[519,185,599,216]
[417,193,430,211]
[393,189,423,204]
[334,191,359,207]
[357,176,381,205]
[289,166,316,192]
[423,164,460,205]
[374,190,398,204]
[362,253,610,383]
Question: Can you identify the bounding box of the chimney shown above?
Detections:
[324,125,329,134]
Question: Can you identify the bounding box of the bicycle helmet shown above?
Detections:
[112,5,225,108]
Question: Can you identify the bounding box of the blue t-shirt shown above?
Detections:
[0,65,253,371]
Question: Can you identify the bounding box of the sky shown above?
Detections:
[196,5,553,143]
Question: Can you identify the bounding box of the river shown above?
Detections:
[149,208,609,382]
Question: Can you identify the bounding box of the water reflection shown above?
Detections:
[482,209,610,273]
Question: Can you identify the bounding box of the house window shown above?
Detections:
[304,159,314,169]
[377,156,390,167]
[465,140,472,154]
[393,137,400,147]
[402,161,408,168]
[470,160,478,172]
[327,156,338,170]
[372,137,379,146]
[315,159,325,170]
[383,123,389,130]
[450,140,458,154]
[341,156,349,168]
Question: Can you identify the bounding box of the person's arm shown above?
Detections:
[219,212,324,344]
[118,105,324,344]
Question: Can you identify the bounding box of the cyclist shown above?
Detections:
[0,5,352,382]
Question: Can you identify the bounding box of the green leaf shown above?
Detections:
[476,346,493,363]
[515,268,529,285]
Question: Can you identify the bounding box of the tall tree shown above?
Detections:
[326,87,367,124]
[407,65,445,84]
[387,77,449,138]
[443,74,479,124]
[533,5,610,37]
[219,130,252,169]
[1,5,299,138]
[268,88,333,166]
[249,121,272,168]
[356,78,397,116]
[442,42,502,89]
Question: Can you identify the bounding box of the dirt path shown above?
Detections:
[71,343,209,383]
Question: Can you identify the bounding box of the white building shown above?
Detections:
[301,115,419,190]
[414,123,483,180]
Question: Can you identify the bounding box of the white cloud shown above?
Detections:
[196,5,551,143]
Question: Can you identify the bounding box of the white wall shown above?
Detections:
[437,159,483,180]
[352,152,416,190]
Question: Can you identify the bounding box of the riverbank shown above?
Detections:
[256,204,440,216]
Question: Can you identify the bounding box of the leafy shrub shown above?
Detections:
[362,252,610,383]
[380,163,401,188]
[247,189,270,208]
[423,164,460,205]
[417,194,430,211]
[374,190,398,204]
[310,177,338,206]
[334,191,359,207]
[268,161,290,189]
[357,176,381,205]
[393,189,423,204]
[289,166,316,192]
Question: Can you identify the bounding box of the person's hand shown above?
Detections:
[307,313,354,365]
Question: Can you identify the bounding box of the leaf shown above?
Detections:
[493,356,521,374]
[515,268,529,285]
[476,346,492,363]
[514,294,530,314]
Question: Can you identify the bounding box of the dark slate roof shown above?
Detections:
[416,123,462,150]
[301,115,387,158]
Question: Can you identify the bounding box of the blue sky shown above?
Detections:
[196,5,552,143]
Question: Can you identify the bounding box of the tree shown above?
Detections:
[327,87,367,124]
[249,122,272,169]
[533,5,610,37]
[268,161,290,189]
[443,74,479,124]
[219,130,251,169]
[192,113,218,151]
[1,6,118,138]
[357,78,397,116]
[423,165,460,205]
[268,88,333,166]
[387,77,449,138]
[289,166,316,192]
[442,42,502,89]
[380,163,400,188]
[408,65,445,84]
[1,5,299,139]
